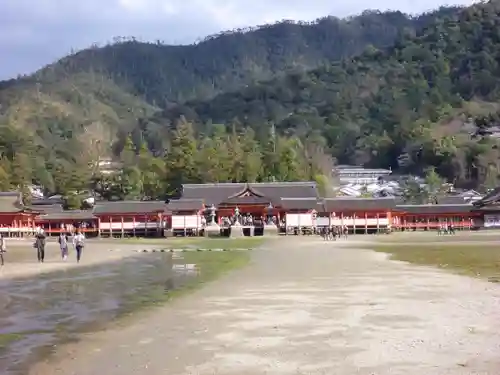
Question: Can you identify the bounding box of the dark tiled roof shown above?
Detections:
[182,183,244,205]
[31,197,65,205]
[474,187,500,207]
[220,196,272,205]
[280,198,322,210]
[93,200,167,215]
[252,182,319,200]
[437,196,469,205]
[323,197,396,212]
[0,191,24,212]
[394,204,473,214]
[474,205,500,211]
[166,199,205,212]
[37,211,96,221]
[182,182,319,206]
[27,204,64,214]
[0,192,22,197]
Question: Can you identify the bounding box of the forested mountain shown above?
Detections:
[154,0,500,190]
[1,2,500,204]
[0,7,460,202]
[21,8,456,104]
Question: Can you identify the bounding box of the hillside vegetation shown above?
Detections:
[0,9,454,200]
[28,9,455,103]
[158,0,500,190]
[2,3,500,204]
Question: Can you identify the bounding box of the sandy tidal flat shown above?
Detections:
[28,236,500,375]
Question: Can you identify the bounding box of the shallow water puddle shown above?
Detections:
[0,252,195,375]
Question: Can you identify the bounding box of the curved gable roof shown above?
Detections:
[181,182,319,206]
[227,183,266,199]
[182,183,245,206]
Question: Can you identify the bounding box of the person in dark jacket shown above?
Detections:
[35,229,47,263]
[73,229,85,263]
[0,234,6,266]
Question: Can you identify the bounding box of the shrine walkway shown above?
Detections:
[30,237,500,375]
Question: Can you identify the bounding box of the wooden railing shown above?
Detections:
[393,221,473,229]
[0,227,98,235]
[41,228,98,234]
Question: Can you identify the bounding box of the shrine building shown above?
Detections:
[0,192,38,236]
[0,181,498,237]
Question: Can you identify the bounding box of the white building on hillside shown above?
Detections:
[96,158,123,175]
[334,165,392,185]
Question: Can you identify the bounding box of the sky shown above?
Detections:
[0,0,478,80]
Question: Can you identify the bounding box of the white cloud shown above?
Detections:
[0,0,478,80]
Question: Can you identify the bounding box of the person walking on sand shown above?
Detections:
[58,232,70,261]
[73,230,85,263]
[34,228,47,263]
[0,234,6,266]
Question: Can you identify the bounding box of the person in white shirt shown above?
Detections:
[73,230,85,263]
[58,232,70,261]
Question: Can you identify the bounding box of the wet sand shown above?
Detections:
[29,237,500,375]
[1,245,182,375]
[0,241,156,280]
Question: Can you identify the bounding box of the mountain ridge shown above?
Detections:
[151,0,500,189]
[2,3,500,199]
[0,8,456,163]
[8,8,460,102]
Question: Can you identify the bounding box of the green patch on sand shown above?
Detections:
[116,236,266,250]
[0,333,24,349]
[121,250,251,313]
[378,232,500,244]
[177,237,266,250]
[170,250,251,295]
[372,243,500,282]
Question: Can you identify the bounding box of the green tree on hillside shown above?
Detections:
[138,142,165,199]
[10,153,33,193]
[164,118,199,194]
[424,167,446,203]
[402,178,428,204]
[239,128,262,182]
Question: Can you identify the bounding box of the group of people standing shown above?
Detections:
[34,228,86,263]
[319,225,349,241]
[437,223,456,235]
[0,229,86,266]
